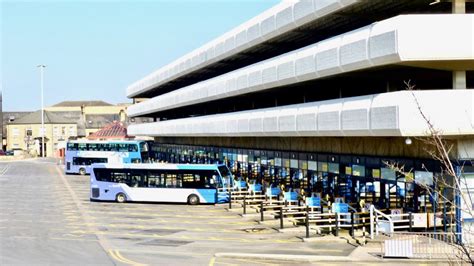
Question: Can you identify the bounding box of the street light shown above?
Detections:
[37,65,46,157]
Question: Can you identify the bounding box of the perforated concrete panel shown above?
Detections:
[128,90,474,138]
[127,15,474,119]
[340,27,370,71]
[248,70,262,91]
[260,16,276,39]
[276,6,294,33]
[293,0,315,26]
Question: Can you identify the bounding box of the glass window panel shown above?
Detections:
[328,163,339,174]
[352,165,366,177]
[290,159,298,169]
[318,162,328,172]
[381,167,396,181]
[308,161,317,171]
[415,171,434,186]
[372,169,381,179]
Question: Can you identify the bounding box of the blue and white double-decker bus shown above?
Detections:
[90,163,234,204]
[65,140,149,175]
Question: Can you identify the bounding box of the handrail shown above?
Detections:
[370,204,394,239]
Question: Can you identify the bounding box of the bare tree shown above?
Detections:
[385,81,473,263]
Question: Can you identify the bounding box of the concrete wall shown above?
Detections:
[154,136,459,160]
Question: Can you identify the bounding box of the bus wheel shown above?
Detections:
[116,193,127,203]
[187,194,200,205]
[79,168,86,175]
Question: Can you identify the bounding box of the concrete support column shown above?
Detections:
[453,0,466,14]
[453,71,467,89]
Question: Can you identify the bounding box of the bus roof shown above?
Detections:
[67,140,144,144]
[92,163,225,170]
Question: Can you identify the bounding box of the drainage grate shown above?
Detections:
[138,239,192,247]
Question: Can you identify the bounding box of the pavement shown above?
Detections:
[0,158,462,265]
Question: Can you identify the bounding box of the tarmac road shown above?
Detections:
[0,158,356,265]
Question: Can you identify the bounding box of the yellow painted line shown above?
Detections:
[235,258,276,265]
[108,250,130,265]
[50,237,98,242]
[209,256,216,266]
[109,250,147,266]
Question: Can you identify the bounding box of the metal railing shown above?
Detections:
[382,232,471,261]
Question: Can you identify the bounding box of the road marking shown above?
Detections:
[209,256,216,266]
[234,258,277,265]
[52,166,116,265]
[108,250,147,266]
[50,237,98,242]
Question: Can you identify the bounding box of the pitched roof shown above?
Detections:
[87,121,130,140]
[9,110,76,124]
[51,100,112,107]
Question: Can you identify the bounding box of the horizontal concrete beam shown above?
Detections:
[126,0,360,98]
[127,90,474,138]
[128,14,474,118]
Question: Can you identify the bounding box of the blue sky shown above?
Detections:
[1,0,279,111]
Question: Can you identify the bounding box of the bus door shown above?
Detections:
[259,151,268,188]
[247,150,257,184]
[307,155,318,195]
[327,158,340,202]
[274,152,283,189]
[380,166,397,209]
[289,153,301,191]
[253,150,263,184]
[351,163,366,207]
[281,152,291,190]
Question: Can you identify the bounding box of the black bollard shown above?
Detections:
[306,207,310,238]
[243,195,247,215]
[260,201,264,222]
[409,212,413,232]
[351,212,355,237]
[229,190,232,209]
[280,207,284,229]
[335,213,339,236]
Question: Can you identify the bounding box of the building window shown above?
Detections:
[69,126,75,136]
[12,128,19,137]
[53,126,59,136]
[26,129,32,136]
[61,127,66,135]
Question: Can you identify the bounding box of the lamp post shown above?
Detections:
[37,65,46,157]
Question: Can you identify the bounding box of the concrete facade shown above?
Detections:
[126,1,473,162]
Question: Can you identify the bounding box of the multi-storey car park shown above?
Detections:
[126,0,474,235]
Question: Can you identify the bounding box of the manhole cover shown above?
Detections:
[138,239,192,247]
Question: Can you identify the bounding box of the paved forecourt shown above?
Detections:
[0,158,354,265]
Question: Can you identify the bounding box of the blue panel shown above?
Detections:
[236,180,247,189]
[249,184,262,192]
[284,191,298,201]
[332,203,349,213]
[305,197,321,207]
[197,189,217,203]
[266,187,281,197]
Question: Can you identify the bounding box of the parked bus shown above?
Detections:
[90,163,234,204]
[65,140,149,175]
